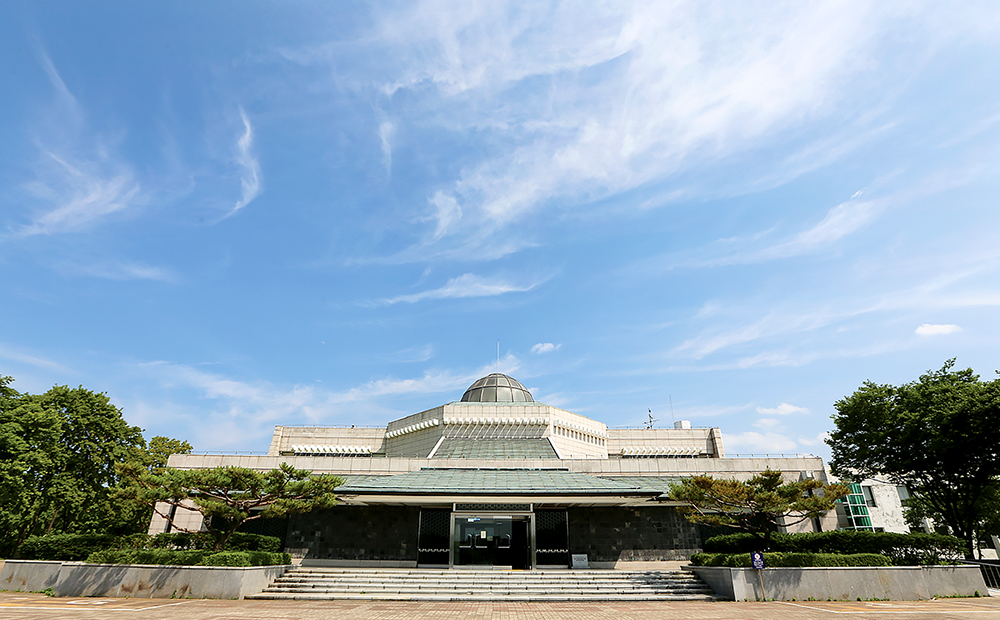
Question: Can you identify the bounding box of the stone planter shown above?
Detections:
[687,564,987,601]
[0,560,290,599]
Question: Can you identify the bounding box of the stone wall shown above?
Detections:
[0,560,288,599]
[286,505,420,562]
[568,506,700,562]
[689,564,988,601]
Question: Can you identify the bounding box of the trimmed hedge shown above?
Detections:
[15,531,282,561]
[702,531,964,565]
[147,532,281,552]
[85,549,291,566]
[691,552,891,567]
[18,534,119,561]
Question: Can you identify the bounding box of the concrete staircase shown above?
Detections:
[248,567,719,601]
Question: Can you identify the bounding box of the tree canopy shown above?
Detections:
[827,360,1000,558]
[116,462,343,550]
[668,469,848,549]
[0,375,191,557]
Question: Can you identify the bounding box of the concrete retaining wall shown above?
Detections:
[0,560,289,599]
[0,560,62,592]
[688,564,988,601]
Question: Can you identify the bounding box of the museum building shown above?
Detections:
[153,373,842,569]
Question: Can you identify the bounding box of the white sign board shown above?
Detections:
[571,554,589,569]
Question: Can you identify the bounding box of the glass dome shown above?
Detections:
[460,373,534,403]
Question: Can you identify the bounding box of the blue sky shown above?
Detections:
[2,2,999,458]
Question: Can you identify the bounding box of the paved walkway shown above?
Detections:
[1,593,1000,620]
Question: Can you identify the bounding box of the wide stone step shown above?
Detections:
[248,568,719,601]
[268,579,708,589]
[268,583,710,592]
[250,592,716,601]
[279,571,700,580]
[272,575,706,584]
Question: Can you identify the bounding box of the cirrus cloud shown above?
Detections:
[531,342,561,354]
[915,323,961,336]
[377,273,545,305]
[756,403,809,415]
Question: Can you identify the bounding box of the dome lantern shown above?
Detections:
[460,373,534,403]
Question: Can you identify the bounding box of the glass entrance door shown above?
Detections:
[452,515,530,568]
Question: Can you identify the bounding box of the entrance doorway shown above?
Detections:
[453,515,530,569]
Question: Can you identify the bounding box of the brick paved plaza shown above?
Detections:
[1,593,1000,620]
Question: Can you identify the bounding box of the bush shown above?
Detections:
[84,549,290,566]
[691,552,891,567]
[702,531,964,565]
[147,532,280,552]
[86,549,212,565]
[15,531,282,561]
[18,534,118,561]
[200,552,251,567]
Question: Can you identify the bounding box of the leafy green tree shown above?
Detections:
[903,480,1000,559]
[29,385,146,536]
[0,376,192,555]
[81,435,194,536]
[828,360,1000,558]
[669,469,848,549]
[144,436,194,475]
[0,377,63,555]
[116,463,343,550]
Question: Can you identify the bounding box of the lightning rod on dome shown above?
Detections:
[497,340,500,374]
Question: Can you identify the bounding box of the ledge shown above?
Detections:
[0,560,290,599]
[687,564,988,601]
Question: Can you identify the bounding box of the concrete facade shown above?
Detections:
[287,506,420,563]
[150,372,855,570]
[569,506,701,564]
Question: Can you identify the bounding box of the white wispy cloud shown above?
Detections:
[673,308,840,359]
[915,323,962,336]
[226,108,261,217]
[17,151,141,236]
[135,356,522,449]
[330,1,907,260]
[13,51,143,237]
[753,418,785,431]
[379,121,395,173]
[724,431,799,455]
[531,343,561,354]
[60,260,179,282]
[756,403,809,416]
[378,273,543,305]
[0,343,74,373]
[798,431,830,447]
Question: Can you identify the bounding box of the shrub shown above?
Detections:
[147,531,280,552]
[86,549,212,565]
[18,530,282,563]
[223,533,282,552]
[84,549,290,566]
[690,552,891,567]
[702,531,964,564]
[18,534,117,561]
[200,552,251,567]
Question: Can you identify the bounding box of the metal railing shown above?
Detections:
[724,453,820,458]
[961,559,1000,589]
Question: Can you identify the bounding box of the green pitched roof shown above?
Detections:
[432,438,558,459]
[335,468,661,496]
[596,476,686,496]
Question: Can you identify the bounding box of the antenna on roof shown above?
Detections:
[497,340,500,373]
[669,395,675,426]
[645,409,658,429]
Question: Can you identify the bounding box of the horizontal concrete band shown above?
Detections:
[0,560,291,600]
[688,564,988,601]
